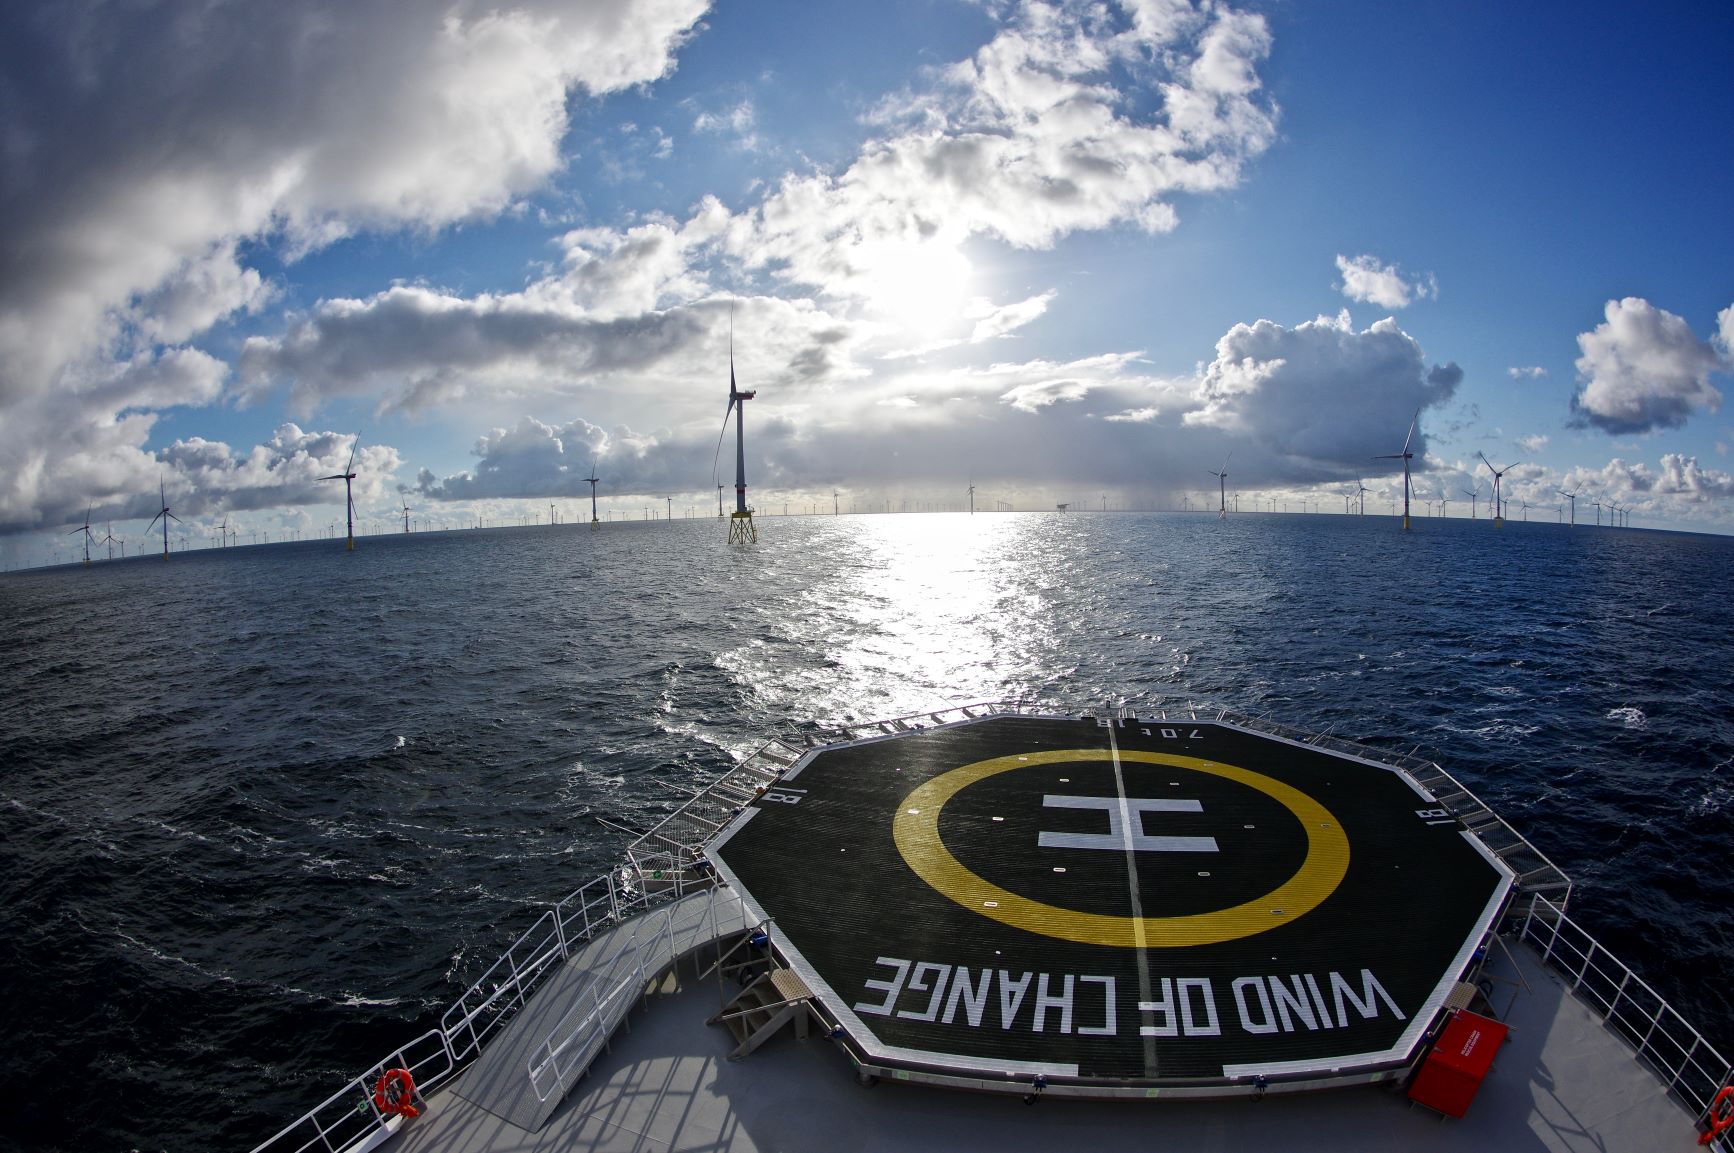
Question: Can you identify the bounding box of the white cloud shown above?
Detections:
[0,0,709,534]
[1507,365,1547,379]
[966,291,1057,342]
[1572,297,1723,434]
[238,289,858,419]
[693,100,760,150]
[732,0,1277,317]
[1518,434,1549,453]
[1186,311,1461,472]
[1334,254,1437,310]
[1656,454,1734,500]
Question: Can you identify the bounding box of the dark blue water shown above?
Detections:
[2,512,1730,1151]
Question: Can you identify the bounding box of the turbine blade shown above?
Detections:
[146,511,164,531]
[345,432,359,476]
[710,398,734,486]
[1401,409,1419,454]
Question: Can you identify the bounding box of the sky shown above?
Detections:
[3,0,1733,565]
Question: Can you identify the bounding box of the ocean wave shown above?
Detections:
[1607,706,1647,729]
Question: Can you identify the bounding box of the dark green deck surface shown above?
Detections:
[710,715,1511,1087]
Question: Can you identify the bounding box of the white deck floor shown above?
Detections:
[384,914,1702,1153]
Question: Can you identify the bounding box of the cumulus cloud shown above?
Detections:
[0,0,709,534]
[159,426,404,516]
[731,1,1277,314]
[1656,454,1734,501]
[418,415,710,499]
[1334,254,1437,310]
[1186,311,1461,473]
[1571,298,1724,434]
[0,0,709,396]
[1508,366,1547,379]
[1518,434,1549,453]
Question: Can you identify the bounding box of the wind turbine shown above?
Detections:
[320,435,360,550]
[1478,452,1519,528]
[1356,476,1369,516]
[1439,494,1450,518]
[834,490,840,515]
[1592,498,1603,527]
[586,466,601,529]
[1209,452,1231,518]
[1559,488,1577,526]
[1374,411,1420,530]
[711,306,757,545]
[969,484,976,515]
[1519,500,1531,522]
[100,524,118,561]
[145,482,181,560]
[68,505,95,565]
[1463,483,1480,519]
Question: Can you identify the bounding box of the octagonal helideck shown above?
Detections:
[707,713,1514,1094]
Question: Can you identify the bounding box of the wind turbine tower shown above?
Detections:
[1463,485,1479,519]
[1356,476,1369,516]
[145,482,181,559]
[1559,488,1577,526]
[402,501,411,533]
[1210,452,1231,518]
[68,505,95,565]
[586,467,601,529]
[719,326,757,545]
[834,490,840,515]
[969,484,976,515]
[320,436,360,550]
[1478,452,1519,528]
[1374,411,1419,530]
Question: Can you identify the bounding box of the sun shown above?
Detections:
[855,238,974,339]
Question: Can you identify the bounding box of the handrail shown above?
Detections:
[526,905,683,1102]
[1519,892,1733,1129]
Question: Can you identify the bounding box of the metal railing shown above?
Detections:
[245,1031,452,1153]
[526,904,680,1102]
[1520,892,1733,1137]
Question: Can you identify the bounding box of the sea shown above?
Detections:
[2,510,1731,1152]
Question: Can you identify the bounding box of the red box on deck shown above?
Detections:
[1408,1009,1510,1118]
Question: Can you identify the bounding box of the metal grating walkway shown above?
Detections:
[446,885,749,1132]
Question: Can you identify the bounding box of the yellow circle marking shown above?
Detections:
[892,749,1349,948]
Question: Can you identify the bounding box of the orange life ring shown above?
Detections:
[1701,1085,1734,1146]
[373,1067,420,1119]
